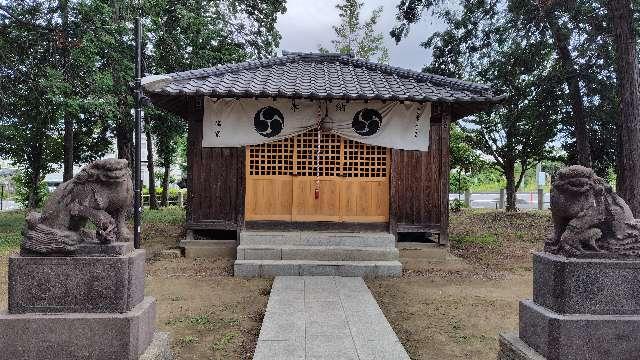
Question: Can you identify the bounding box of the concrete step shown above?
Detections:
[234,260,402,278]
[239,231,395,248]
[237,245,399,261]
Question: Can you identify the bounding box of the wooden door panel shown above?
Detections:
[246,131,390,223]
[292,177,341,221]
[245,176,292,221]
[341,180,389,222]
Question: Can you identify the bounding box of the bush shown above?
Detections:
[449,198,467,213]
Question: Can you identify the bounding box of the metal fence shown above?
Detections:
[450,189,550,210]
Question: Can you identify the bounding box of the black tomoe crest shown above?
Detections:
[254,106,284,138]
[352,108,382,136]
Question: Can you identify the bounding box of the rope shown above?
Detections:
[315,102,322,200]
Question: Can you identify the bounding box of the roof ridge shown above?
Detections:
[162,52,492,93]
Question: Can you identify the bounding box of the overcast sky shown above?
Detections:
[275,0,446,71]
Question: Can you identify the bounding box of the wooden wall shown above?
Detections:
[390,106,451,245]
[186,97,245,230]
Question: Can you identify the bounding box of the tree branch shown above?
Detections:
[0,4,55,31]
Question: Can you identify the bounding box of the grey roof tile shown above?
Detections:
[144,51,506,106]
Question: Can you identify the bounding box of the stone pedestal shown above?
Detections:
[0,247,172,360]
[499,252,640,360]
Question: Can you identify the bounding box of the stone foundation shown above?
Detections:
[0,297,156,360]
[9,249,145,314]
[497,333,545,360]
[499,252,640,360]
[0,249,172,360]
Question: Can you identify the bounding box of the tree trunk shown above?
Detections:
[609,0,640,216]
[504,162,517,212]
[146,128,158,210]
[60,0,74,182]
[27,167,41,210]
[116,126,134,168]
[543,7,591,167]
[161,161,170,207]
[63,117,73,181]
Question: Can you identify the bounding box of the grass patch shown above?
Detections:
[449,209,552,270]
[142,206,185,225]
[452,233,499,246]
[177,335,199,346]
[166,314,220,330]
[0,211,24,252]
[211,332,238,352]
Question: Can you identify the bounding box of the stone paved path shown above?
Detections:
[253,276,410,360]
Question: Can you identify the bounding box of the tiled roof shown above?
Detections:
[142,51,506,105]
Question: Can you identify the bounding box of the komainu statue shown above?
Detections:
[545,165,640,258]
[22,159,133,254]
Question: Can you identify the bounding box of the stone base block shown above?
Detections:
[497,333,546,360]
[180,240,237,259]
[533,252,640,315]
[9,250,145,314]
[140,332,173,360]
[0,296,157,360]
[519,300,640,360]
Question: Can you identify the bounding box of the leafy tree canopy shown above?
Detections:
[320,0,390,63]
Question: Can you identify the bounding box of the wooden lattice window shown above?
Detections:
[248,137,294,176]
[295,131,342,176]
[247,130,388,177]
[342,139,388,178]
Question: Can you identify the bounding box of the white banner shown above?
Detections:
[203,98,319,147]
[203,98,430,150]
[326,100,431,151]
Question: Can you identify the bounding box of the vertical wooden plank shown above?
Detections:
[439,106,451,246]
[237,146,246,233]
[190,97,205,222]
[389,149,398,234]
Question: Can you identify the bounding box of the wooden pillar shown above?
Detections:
[185,96,204,224]
[389,149,400,238]
[464,190,471,207]
[439,107,451,246]
[499,189,505,209]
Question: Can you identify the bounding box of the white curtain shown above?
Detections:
[202,97,431,150]
[325,100,431,151]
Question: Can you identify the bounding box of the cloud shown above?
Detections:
[275,0,447,71]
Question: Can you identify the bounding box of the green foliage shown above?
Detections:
[1,0,286,207]
[0,211,24,253]
[393,0,628,191]
[449,198,466,213]
[393,0,567,210]
[142,207,186,225]
[450,124,486,193]
[12,173,48,209]
[319,0,390,63]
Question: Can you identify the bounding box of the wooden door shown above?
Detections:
[245,131,389,222]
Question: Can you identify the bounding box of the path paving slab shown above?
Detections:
[254,276,410,360]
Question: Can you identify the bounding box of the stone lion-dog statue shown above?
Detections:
[545,165,640,258]
[22,159,133,254]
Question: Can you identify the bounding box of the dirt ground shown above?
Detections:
[369,255,532,360]
[146,256,271,360]
[0,208,551,359]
